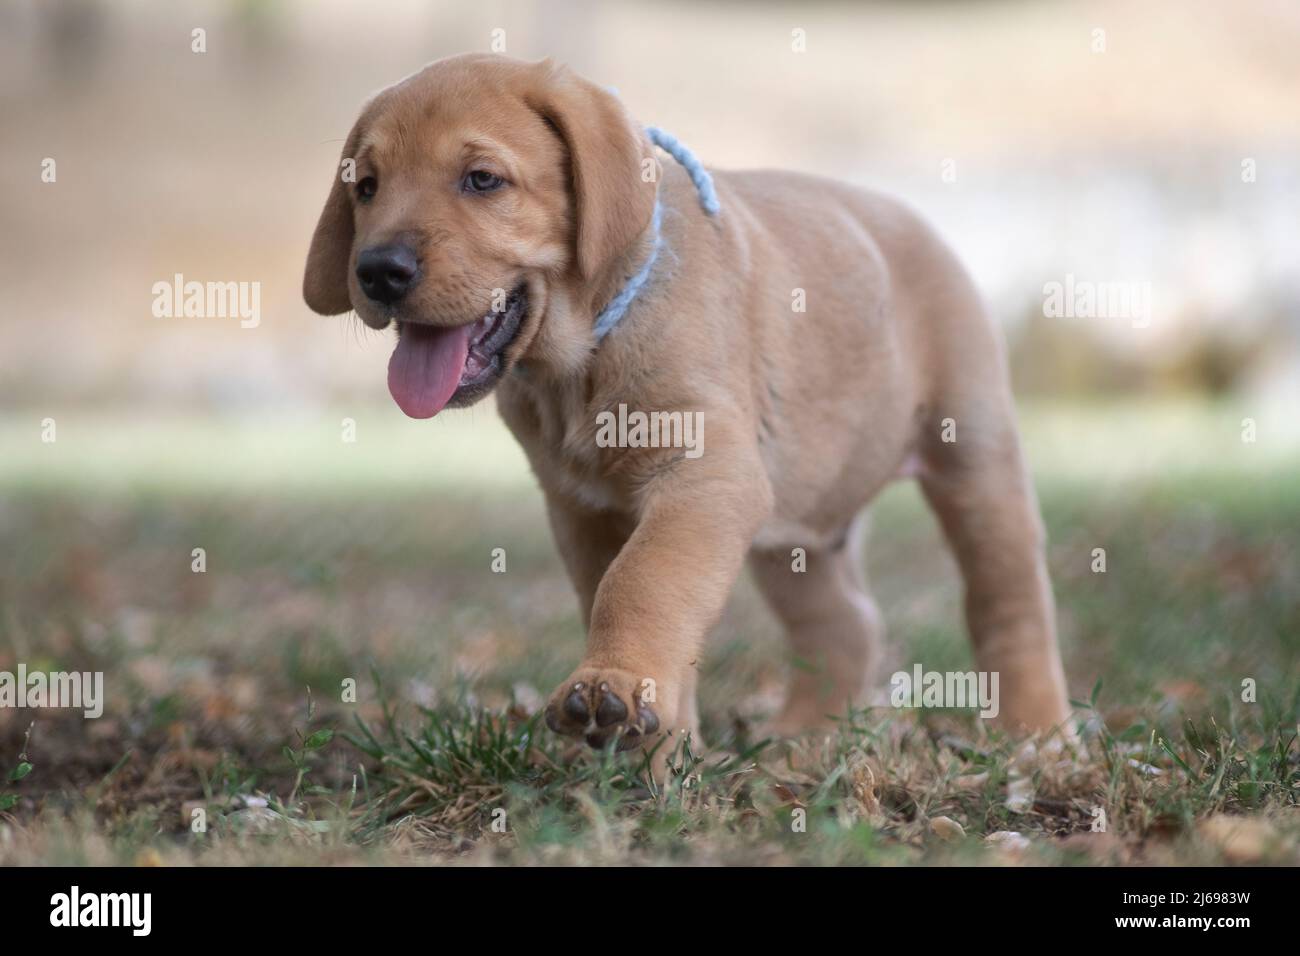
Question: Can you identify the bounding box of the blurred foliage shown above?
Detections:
[1009,309,1291,398]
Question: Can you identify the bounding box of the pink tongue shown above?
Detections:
[386,323,470,419]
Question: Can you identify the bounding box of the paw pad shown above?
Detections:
[595,683,628,726]
[562,684,590,722]
[544,673,662,751]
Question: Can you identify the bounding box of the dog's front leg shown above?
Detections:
[544,435,772,771]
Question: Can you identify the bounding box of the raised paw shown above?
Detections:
[544,667,666,751]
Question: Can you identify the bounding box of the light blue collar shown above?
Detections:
[592,127,720,342]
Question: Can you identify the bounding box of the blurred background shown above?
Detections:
[2,0,1298,413]
[0,0,1297,834]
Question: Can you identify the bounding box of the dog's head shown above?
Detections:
[303,54,657,418]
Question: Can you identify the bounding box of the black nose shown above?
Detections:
[356,244,418,305]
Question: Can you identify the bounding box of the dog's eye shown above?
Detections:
[463,170,505,194]
[356,176,378,202]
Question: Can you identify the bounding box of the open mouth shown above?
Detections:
[386,284,527,419]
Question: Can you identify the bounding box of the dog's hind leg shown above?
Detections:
[917,406,1071,735]
[749,515,883,735]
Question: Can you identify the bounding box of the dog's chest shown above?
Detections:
[539,440,626,512]
[498,382,630,513]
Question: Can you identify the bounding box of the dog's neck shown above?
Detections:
[586,201,664,342]
[586,127,719,344]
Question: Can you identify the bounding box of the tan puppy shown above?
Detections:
[304,54,1071,765]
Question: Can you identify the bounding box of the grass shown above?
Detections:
[0,399,1296,865]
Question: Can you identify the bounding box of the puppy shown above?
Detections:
[304,53,1071,766]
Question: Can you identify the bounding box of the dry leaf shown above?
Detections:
[1005,774,1035,813]
[847,750,882,817]
[954,772,989,791]
[929,815,965,842]
[986,830,1031,852]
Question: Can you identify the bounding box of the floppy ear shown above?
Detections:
[527,63,657,281]
[303,134,360,315]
